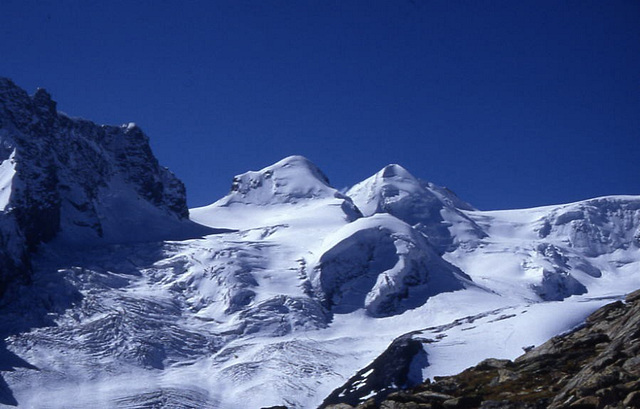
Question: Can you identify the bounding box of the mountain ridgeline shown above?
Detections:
[0,78,199,296]
[0,79,639,409]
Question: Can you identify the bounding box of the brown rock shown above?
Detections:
[321,293,640,409]
[355,398,377,409]
[442,396,482,408]
[620,379,640,393]
[594,387,619,406]
[622,356,640,376]
[573,367,623,396]
[475,358,512,370]
[568,396,600,408]
[586,301,624,324]
[623,390,640,407]
[386,392,414,402]
[625,289,640,303]
[380,401,422,409]
[413,391,455,403]
[497,368,520,384]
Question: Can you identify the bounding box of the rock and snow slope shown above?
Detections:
[309,214,470,317]
[0,79,639,409]
[0,77,209,295]
[321,195,640,406]
[324,289,640,409]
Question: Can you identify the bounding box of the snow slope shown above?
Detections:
[446,196,640,301]
[0,85,638,409]
[4,165,638,408]
[347,164,484,253]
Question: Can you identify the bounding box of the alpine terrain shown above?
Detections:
[0,78,639,408]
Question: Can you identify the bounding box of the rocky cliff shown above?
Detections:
[0,78,193,296]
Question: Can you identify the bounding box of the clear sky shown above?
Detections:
[1,0,638,210]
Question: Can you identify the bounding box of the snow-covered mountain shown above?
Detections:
[347,163,484,253]
[0,79,639,409]
[0,78,209,295]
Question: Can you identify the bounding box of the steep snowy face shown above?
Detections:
[0,149,16,211]
[347,164,484,252]
[527,197,640,300]
[0,77,190,247]
[215,155,351,206]
[447,196,640,302]
[537,196,640,257]
[0,136,24,293]
[310,214,470,317]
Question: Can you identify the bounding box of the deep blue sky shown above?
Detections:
[1,1,638,210]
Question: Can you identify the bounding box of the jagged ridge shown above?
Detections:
[0,78,197,296]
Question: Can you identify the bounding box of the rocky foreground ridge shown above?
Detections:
[320,289,640,409]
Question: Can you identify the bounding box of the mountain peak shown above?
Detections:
[347,164,482,252]
[0,76,19,91]
[32,88,56,114]
[347,163,436,217]
[379,163,416,181]
[215,155,339,206]
[270,155,331,185]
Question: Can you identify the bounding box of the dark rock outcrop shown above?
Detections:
[0,77,192,297]
[322,289,640,409]
[321,334,430,408]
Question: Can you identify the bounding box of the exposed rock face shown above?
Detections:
[320,334,430,408]
[0,214,28,295]
[0,77,191,296]
[322,289,640,409]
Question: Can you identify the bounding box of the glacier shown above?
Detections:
[0,78,639,408]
